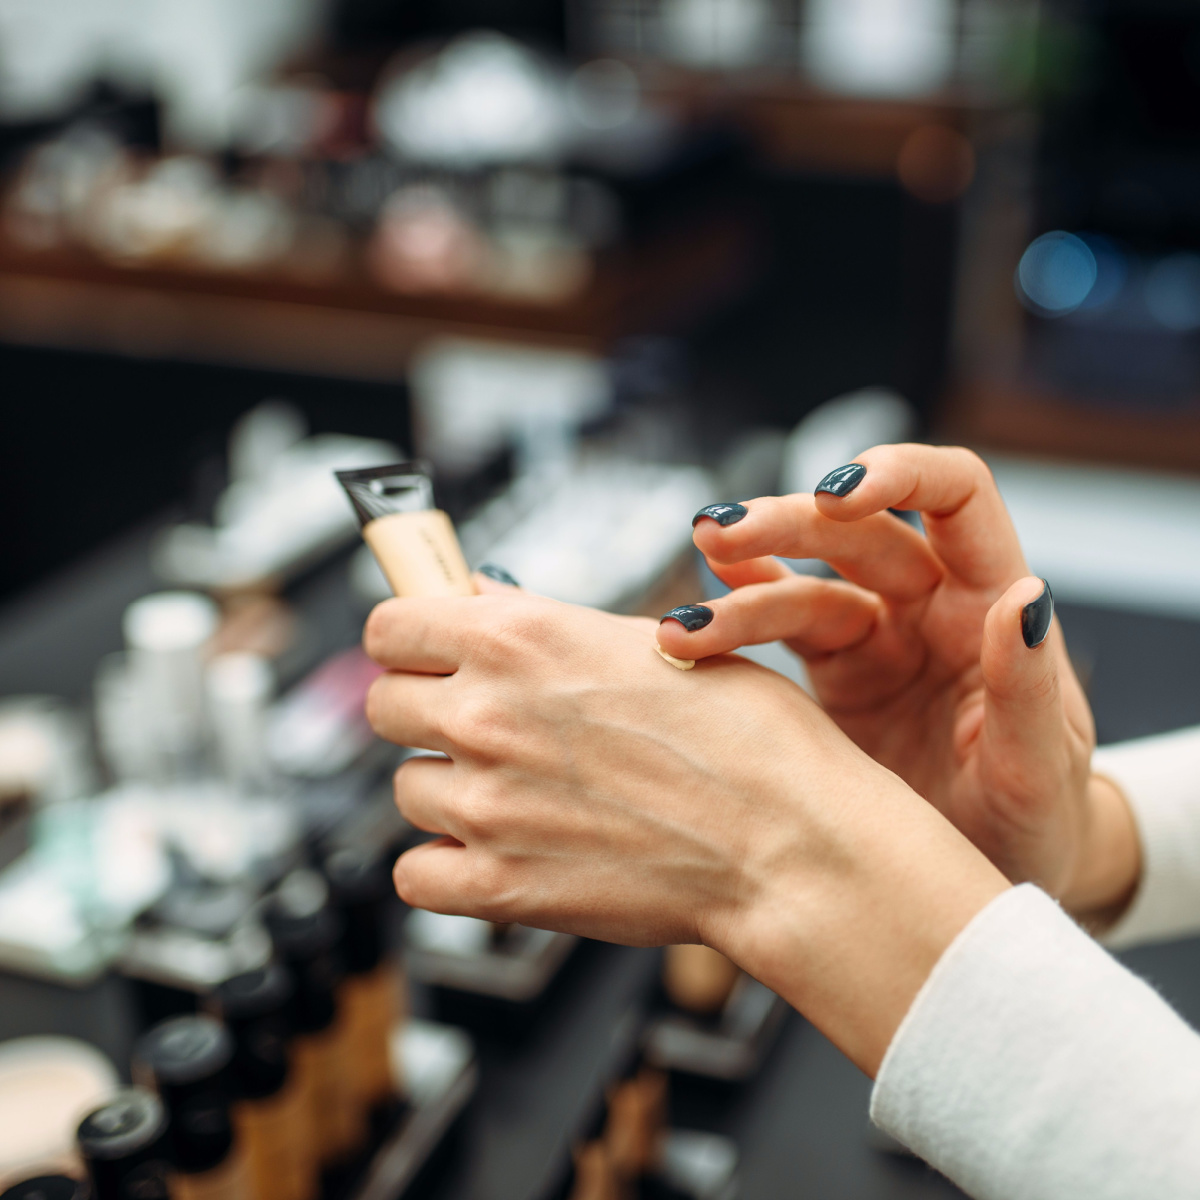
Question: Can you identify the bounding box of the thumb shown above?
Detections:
[978,577,1061,800]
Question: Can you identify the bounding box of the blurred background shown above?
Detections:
[1,1,1200,1198]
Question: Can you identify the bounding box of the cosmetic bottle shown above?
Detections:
[263,872,357,1165]
[322,847,404,1117]
[132,1017,250,1200]
[334,464,474,598]
[76,1088,172,1200]
[211,966,313,1200]
[0,1178,88,1200]
[565,1142,619,1200]
[662,945,740,1016]
[122,593,219,780]
[603,1064,667,1184]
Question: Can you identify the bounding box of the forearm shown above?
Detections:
[872,885,1200,1200]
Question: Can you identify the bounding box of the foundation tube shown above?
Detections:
[132,1016,251,1200]
[212,966,314,1200]
[323,847,404,1115]
[335,464,474,599]
[264,875,358,1165]
[662,944,741,1015]
[76,1089,172,1200]
[604,1065,667,1182]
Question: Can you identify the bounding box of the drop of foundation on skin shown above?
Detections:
[654,645,695,671]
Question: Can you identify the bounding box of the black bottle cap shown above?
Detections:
[214,964,293,1023]
[77,1089,170,1200]
[134,1016,232,1092]
[323,846,393,975]
[1,1179,88,1200]
[212,965,295,1101]
[133,1017,236,1172]
[265,872,343,1034]
[77,1089,168,1161]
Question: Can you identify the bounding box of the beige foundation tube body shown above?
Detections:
[336,463,475,599]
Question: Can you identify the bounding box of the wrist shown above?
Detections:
[708,773,1009,1078]
[1061,772,1141,931]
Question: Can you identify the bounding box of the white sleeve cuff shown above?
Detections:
[1093,726,1200,949]
[871,884,1200,1200]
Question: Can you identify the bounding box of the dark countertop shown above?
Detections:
[2,525,1200,1200]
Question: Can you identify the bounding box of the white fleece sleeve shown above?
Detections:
[870,884,1200,1200]
[1093,725,1200,949]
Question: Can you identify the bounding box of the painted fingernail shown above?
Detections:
[692,503,747,528]
[1022,580,1054,648]
[479,563,520,587]
[659,604,714,632]
[815,463,867,497]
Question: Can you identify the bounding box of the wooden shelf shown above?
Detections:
[0,213,751,378]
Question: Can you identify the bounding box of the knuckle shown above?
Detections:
[948,446,995,487]
[454,780,501,840]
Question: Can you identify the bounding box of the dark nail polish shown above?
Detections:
[659,604,714,632]
[815,463,867,497]
[1022,580,1054,648]
[479,563,520,587]
[692,503,748,528]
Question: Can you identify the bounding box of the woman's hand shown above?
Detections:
[364,589,1007,1074]
[659,445,1139,922]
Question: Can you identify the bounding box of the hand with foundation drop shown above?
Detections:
[661,445,1138,925]
[363,578,1007,1075]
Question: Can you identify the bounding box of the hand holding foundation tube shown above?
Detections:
[361,586,1008,1076]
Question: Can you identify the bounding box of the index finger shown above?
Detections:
[813,444,1027,589]
[363,595,478,672]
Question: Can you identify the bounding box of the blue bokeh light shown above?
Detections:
[1016,231,1098,316]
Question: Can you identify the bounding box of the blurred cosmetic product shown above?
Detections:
[566,60,640,132]
[604,1065,667,1180]
[206,654,273,792]
[133,1016,250,1200]
[155,421,398,591]
[367,185,488,294]
[212,967,314,1200]
[265,648,381,779]
[264,871,357,1164]
[662,944,741,1015]
[409,339,610,478]
[373,33,570,168]
[336,464,474,600]
[76,1089,171,1200]
[94,654,156,785]
[0,699,92,869]
[803,0,956,97]
[659,0,773,69]
[780,387,916,495]
[323,847,404,1110]
[123,592,219,777]
[0,1037,118,1186]
[0,0,324,146]
[0,1177,88,1200]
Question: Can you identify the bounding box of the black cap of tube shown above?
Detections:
[265,871,343,1035]
[1,1179,88,1200]
[324,846,394,975]
[77,1089,170,1200]
[212,965,294,1100]
[133,1016,235,1173]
